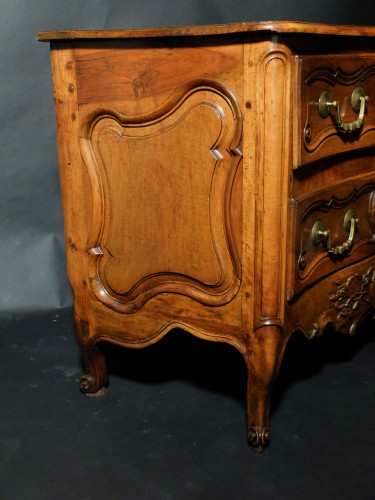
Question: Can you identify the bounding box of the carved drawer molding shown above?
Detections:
[297,56,375,167]
[290,180,375,300]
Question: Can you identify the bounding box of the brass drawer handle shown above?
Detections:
[318,87,369,134]
[311,208,359,255]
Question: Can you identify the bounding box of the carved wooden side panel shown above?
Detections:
[254,50,292,330]
[80,82,242,313]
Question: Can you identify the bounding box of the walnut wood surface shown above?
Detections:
[43,23,375,451]
[297,56,375,166]
[38,21,375,41]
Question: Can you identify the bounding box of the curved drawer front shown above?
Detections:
[297,56,375,167]
[289,180,375,300]
[288,259,375,339]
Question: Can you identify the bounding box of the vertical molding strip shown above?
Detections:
[255,49,292,330]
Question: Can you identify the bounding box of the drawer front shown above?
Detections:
[297,56,375,167]
[288,258,375,339]
[289,179,375,300]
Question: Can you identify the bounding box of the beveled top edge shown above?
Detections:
[37,21,375,41]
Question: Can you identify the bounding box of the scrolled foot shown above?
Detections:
[78,342,108,395]
[248,425,270,452]
[79,374,107,396]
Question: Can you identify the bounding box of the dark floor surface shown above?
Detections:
[1,308,374,500]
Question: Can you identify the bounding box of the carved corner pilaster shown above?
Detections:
[254,48,294,330]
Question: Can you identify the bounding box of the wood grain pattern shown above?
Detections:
[288,262,375,339]
[289,180,375,300]
[42,23,375,452]
[297,56,375,166]
[81,83,242,312]
[254,48,292,330]
[37,21,375,41]
[74,40,244,126]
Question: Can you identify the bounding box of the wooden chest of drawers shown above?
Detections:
[38,22,375,451]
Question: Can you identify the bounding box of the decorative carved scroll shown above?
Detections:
[307,266,375,338]
[248,426,270,452]
[81,80,243,313]
[330,266,374,319]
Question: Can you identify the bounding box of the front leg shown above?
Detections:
[244,325,289,452]
[79,343,108,395]
[75,318,108,395]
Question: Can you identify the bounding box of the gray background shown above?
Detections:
[1,0,375,316]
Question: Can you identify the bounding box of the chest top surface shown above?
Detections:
[37,21,375,41]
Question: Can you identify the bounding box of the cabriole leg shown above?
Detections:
[79,343,108,395]
[75,319,108,395]
[244,325,289,452]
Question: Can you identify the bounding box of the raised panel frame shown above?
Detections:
[80,80,243,313]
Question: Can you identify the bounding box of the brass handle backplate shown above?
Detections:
[311,208,359,256]
[318,87,369,134]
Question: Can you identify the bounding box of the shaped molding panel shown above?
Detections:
[81,81,242,313]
